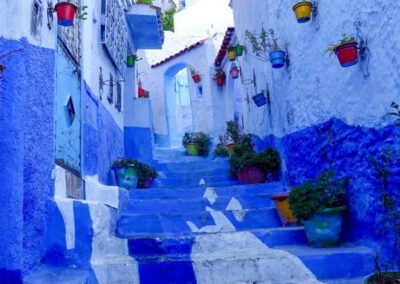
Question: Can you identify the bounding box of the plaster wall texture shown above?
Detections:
[230,0,400,137]
[0,0,55,49]
[81,0,125,130]
[0,37,55,279]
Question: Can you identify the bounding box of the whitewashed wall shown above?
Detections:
[82,0,125,129]
[231,0,400,138]
[139,0,233,140]
[0,0,55,48]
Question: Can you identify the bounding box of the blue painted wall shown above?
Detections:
[82,82,124,185]
[254,118,399,263]
[0,37,55,280]
[125,127,154,164]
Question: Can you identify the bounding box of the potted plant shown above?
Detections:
[288,170,348,247]
[292,1,313,23]
[271,193,298,226]
[190,66,201,83]
[326,35,359,67]
[136,0,153,5]
[55,2,88,26]
[213,143,229,158]
[112,158,139,189]
[235,43,245,57]
[182,132,211,157]
[252,91,267,107]
[363,102,400,283]
[230,64,239,79]
[229,137,280,184]
[135,161,158,189]
[245,28,286,69]
[213,68,226,87]
[227,44,237,61]
[127,55,138,68]
[223,121,242,155]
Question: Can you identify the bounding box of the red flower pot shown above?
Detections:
[334,41,358,67]
[237,166,266,184]
[138,177,153,189]
[55,2,77,27]
[138,86,145,98]
[216,77,225,87]
[192,74,201,83]
[230,67,239,79]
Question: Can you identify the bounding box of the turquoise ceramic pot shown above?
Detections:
[113,166,138,189]
[303,206,347,247]
[362,272,400,284]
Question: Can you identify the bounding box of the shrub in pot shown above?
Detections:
[213,68,226,87]
[229,137,280,184]
[182,132,211,157]
[213,143,229,158]
[288,170,348,247]
[112,159,158,189]
[190,66,201,83]
[326,35,359,67]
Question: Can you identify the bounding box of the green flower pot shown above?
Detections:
[186,143,200,156]
[127,55,136,67]
[303,206,347,247]
[113,166,138,189]
[235,44,244,56]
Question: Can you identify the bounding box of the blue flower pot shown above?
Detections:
[113,166,138,189]
[252,93,267,107]
[269,50,286,69]
[303,206,346,247]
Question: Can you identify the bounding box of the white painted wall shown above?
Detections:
[0,0,55,48]
[82,0,126,129]
[139,0,234,142]
[230,0,400,138]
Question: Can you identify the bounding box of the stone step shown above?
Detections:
[127,227,307,258]
[124,194,276,214]
[133,231,322,284]
[156,167,231,179]
[152,175,239,188]
[324,277,366,284]
[153,159,230,172]
[129,182,284,200]
[91,257,140,283]
[117,207,282,238]
[275,244,375,281]
[24,265,93,284]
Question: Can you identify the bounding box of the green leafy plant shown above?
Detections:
[136,0,153,5]
[288,170,348,221]
[245,28,283,57]
[162,7,176,32]
[326,34,357,55]
[213,68,226,80]
[229,136,280,177]
[189,66,199,76]
[224,121,241,144]
[368,102,400,283]
[182,132,211,157]
[213,143,229,157]
[112,158,158,188]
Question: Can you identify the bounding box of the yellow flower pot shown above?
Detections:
[228,49,236,61]
[271,193,298,226]
[293,1,312,23]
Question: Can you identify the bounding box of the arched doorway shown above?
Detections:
[164,63,194,148]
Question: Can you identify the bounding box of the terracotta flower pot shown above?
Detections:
[192,74,201,83]
[55,2,77,27]
[334,41,359,67]
[271,193,298,226]
[237,166,266,184]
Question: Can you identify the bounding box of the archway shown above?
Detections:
[164,63,194,148]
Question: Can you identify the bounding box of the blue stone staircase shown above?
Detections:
[116,147,375,283]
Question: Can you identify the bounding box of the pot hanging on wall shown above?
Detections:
[127,55,136,67]
[235,44,245,57]
[293,1,312,23]
[230,64,239,79]
[269,50,286,69]
[227,46,237,62]
[252,91,267,107]
[55,2,77,26]
[334,41,359,67]
[216,76,225,87]
[192,74,201,83]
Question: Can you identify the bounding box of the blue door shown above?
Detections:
[55,44,81,175]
